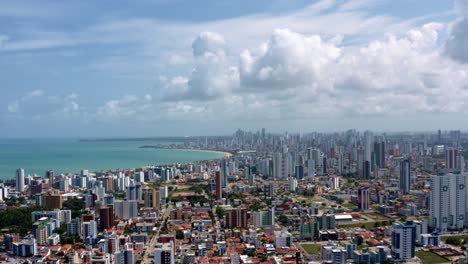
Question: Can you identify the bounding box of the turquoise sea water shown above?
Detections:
[0,139,224,180]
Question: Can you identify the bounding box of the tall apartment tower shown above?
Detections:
[391,221,416,261]
[307,159,315,178]
[99,206,114,231]
[46,170,54,186]
[430,174,467,233]
[400,159,411,194]
[221,159,229,188]
[16,168,25,193]
[373,141,386,169]
[357,188,370,211]
[445,147,458,172]
[215,171,222,201]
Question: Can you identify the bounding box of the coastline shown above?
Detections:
[0,144,231,180]
[149,147,233,158]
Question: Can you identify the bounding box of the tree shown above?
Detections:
[216,206,225,218]
[278,214,288,225]
[446,237,462,246]
[356,236,364,246]
[53,225,67,235]
[0,206,45,235]
[63,198,85,218]
[175,230,184,239]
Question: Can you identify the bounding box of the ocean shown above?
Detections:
[0,138,224,180]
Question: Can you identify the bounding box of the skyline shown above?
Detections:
[1,0,468,137]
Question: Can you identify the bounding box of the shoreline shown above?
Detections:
[161,148,233,158]
[138,145,233,158]
[0,148,232,181]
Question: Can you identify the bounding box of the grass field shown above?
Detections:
[363,212,390,221]
[416,251,449,264]
[301,243,321,255]
[337,220,389,229]
[342,203,357,209]
[440,234,468,242]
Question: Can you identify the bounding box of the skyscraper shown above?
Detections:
[445,147,458,172]
[400,159,411,194]
[114,200,138,219]
[430,174,467,233]
[215,171,222,201]
[248,170,255,186]
[46,170,54,186]
[295,165,304,180]
[364,130,373,163]
[307,159,315,178]
[16,168,25,193]
[221,159,228,188]
[391,221,416,261]
[99,206,114,231]
[289,177,298,192]
[373,141,386,169]
[273,153,284,179]
[459,154,465,174]
[357,188,369,211]
[362,160,370,180]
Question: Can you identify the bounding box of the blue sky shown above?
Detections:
[1,0,467,137]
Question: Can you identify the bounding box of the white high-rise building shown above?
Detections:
[459,155,465,174]
[273,153,284,179]
[114,200,138,219]
[16,168,25,192]
[430,174,467,233]
[288,177,297,192]
[364,130,373,163]
[134,171,145,183]
[0,184,8,201]
[82,220,97,244]
[307,159,315,178]
[274,230,292,248]
[159,186,168,204]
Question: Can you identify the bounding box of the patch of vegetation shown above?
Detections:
[444,237,462,246]
[441,235,468,243]
[342,203,357,209]
[63,198,85,218]
[61,234,83,244]
[337,220,391,230]
[0,206,45,235]
[302,243,321,255]
[278,214,288,224]
[216,206,225,218]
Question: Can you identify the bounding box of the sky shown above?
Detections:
[1,0,468,138]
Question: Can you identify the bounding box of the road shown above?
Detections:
[142,203,172,264]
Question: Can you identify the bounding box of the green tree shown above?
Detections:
[278,214,288,225]
[63,198,85,218]
[53,225,67,235]
[216,206,225,218]
[446,237,462,246]
[356,236,364,246]
[0,206,45,235]
[175,230,184,239]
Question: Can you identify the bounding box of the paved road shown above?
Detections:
[142,204,172,264]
